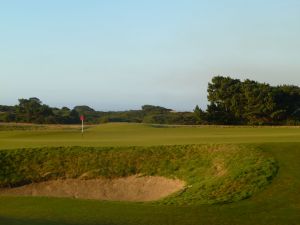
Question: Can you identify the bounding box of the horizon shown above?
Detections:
[3,74,300,112]
[1,0,300,111]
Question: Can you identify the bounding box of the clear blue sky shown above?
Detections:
[1,0,299,111]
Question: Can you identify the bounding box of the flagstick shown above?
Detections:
[80,115,84,137]
[81,119,84,137]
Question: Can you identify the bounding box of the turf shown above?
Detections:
[1,123,300,149]
[0,123,299,225]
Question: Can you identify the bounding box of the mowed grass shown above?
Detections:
[1,123,300,149]
[0,123,299,225]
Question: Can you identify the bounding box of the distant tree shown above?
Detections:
[0,105,16,122]
[74,105,95,113]
[194,105,207,124]
[15,97,54,123]
[53,107,80,124]
[142,105,171,114]
[73,105,99,123]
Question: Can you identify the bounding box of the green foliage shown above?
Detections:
[141,105,171,114]
[0,98,80,124]
[15,98,55,123]
[1,76,300,125]
[194,105,207,124]
[0,144,278,205]
[98,110,144,123]
[204,76,300,125]
[0,99,196,125]
[73,106,100,124]
[53,107,80,124]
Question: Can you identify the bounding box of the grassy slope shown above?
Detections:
[0,145,278,205]
[0,123,299,225]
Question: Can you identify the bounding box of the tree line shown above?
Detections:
[0,98,196,125]
[0,98,80,124]
[1,76,300,125]
[194,76,300,125]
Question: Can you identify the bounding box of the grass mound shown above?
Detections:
[0,145,278,205]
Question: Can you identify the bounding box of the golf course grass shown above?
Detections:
[1,123,300,149]
[0,123,299,225]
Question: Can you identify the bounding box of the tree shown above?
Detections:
[194,105,207,124]
[15,97,54,123]
[207,76,244,124]
[204,76,300,125]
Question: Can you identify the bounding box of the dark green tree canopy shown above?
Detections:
[204,76,300,125]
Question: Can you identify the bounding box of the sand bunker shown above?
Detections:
[0,175,185,202]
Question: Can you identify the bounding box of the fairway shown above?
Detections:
[0,123,300,225]
[1,123,300,149]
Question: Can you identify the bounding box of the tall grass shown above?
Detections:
[0,144,278,205]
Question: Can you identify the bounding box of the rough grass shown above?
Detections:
[0,143,299,225]
[0,144,278,205]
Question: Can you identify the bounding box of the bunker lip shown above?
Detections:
[0,175,185,202]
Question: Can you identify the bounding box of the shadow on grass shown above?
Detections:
[0,216,115,225]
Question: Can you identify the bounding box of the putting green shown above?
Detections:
[1,123,300,149]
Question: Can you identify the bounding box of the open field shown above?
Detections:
[0,123,300,225]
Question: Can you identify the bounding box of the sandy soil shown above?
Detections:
[0,175,185,202]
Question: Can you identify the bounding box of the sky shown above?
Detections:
[0,0,300,111]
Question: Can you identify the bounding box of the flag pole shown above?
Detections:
[80,115,84,137]
[81,119,83,136]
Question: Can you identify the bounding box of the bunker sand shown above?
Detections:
[0,175,185,202]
